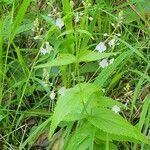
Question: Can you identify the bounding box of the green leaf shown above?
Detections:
[87,108,149,144]
[10,0,31,42]
[96,129,140,143]
[92,94,124,109]
[94,142,118,150]
[64,123,93,150]
[76,29,94,40]
[78,50,118,62]
[49,83,100,137]
[16,23,34,34]
[137,94,150,131]
[21,118,51,149]
[35,53,76,68]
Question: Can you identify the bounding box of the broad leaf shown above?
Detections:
[35,53,76,68]
[49,83,100,137]
[87,108,149,144]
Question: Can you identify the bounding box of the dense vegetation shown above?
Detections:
[0,0,150,149]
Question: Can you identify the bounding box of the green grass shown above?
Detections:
[0,0,150,149]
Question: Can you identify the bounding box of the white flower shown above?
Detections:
[58,87,66,96]
[75,12,80,23]
[124,100,129,107]
[82,1,86,5]
[109,58,115,64]
[99,58,114,68]
[108,38,116,47]
[95,42,107,52]
[111,23,115,27]
[40,47,47,55]
[104,33,108,36]
[50,90,56,100]
[88,17,93,21]
[34,36,40,40]
[112,105,120,113]
[40,42,53,55]
[45,42,53,53]
[79,12,83,16]
[117,33,121,37]
[99,59,109,68]
[55,18,64,30]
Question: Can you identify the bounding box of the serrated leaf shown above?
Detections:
[96,129,140,143]
[49,83,100,137]
[93,94,124,108]
[87,108,149,144]
[35,54,76,68]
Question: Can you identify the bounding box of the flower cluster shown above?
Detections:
[50,86,66,101]
[112,105,120,113]
[55,18,64,30]
[40,42,53,55]
[74,12,83,23]
[95,41,115,68]
[99,58,114,68]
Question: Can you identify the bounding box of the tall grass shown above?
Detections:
[0,0,150,149]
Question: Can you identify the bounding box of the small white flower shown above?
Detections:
[40,47,47,55]
[99,59,109,68]
[79,12,83,16]
[117,33,121,37]
[124,100,129,107]
[45,42,53,54]
[88,17,93,21]
[95,42,107,52]
[111,23,115,27]
[109,58,115,64]
[55,18,64,30]
[58,87,66,96]
[53,8,57,13]
[75,12,80,23]
[40,42,53,55]
[50,90,56,100]
[104,33,108,36]
[108,38,116,47]
[34,36,40,40]
[82,1,86,5]
[112,105,120,113]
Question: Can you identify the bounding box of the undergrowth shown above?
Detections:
[0,0,150,149]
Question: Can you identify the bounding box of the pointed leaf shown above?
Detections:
[78,50,118,62]
[49,83,100,137]
[87,108,149,144]
[35,54,76,68]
